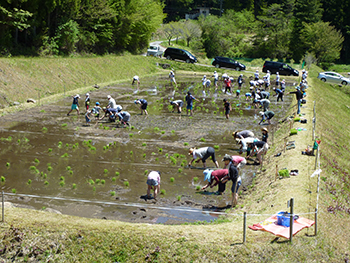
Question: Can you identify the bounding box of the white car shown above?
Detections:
[317,71,350,85]
[146,45,163,57]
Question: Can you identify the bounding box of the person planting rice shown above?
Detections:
[232,130,255,140]
[132,75,140,88]
[67,94,80,116]
[223,76,232,94]
[247,141,269,165]
[188,147,219,168]
[106,95,117,109]
[237,137,258,155]
[170,100,184,113]
[221,155,242,207]
[85,110,92,125]
[117,111,131,126]
[201,169,229,195]
[169,70,177,87]
[91,102,102,119]
[134,99,148,115]
[254,98,270,112]
[261,127,269,142]
[213,71,219,89]
[259,110,275,125]
[223,155,247,171]
[146,171,161,200]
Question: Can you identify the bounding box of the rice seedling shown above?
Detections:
[88,179,95,185]
[154,127,160,132]
[90,146,96,151]
[34,158,40,163]
[61,153,69,158]
[115,171,120,176]
[142,142,147,146]
[151,152,156,155]
[40,171,44,176]
[110,191,116,196]
[214,145,219,149]
[103,169,108,174]
[101,179,105,184]
[196,186,201,191]
[124,181,129,187]
[161,130,165,134]
[60,176,65,181]
[47,166,52,171]
[213,111,217,114]
[165,153,169,158]
[69,170,73,175]
[178,168,182,173]
[177,195,181,201]
[42,127,48,132]
[131,126,135,129]
[59,181,65,187]
[130,151,133,155]
[6,162,10,167]
[129,133,133,137]
[171,130,175,134]
[96,179,101,184]
[44,181,49,185]
[180,154,186,159]
[1,176,5,182]
[158,147,163,152]
[66,166,71,171]
[75,142,79,147]
[160,189,166,195]
[17,139,20,143]
[144,170,149,175]
[23,137,29,143]
[30,166,37,171]
[200,137,206,142]
[104,126,110,130]
[61,123,67,127]
[181,160,187,167]
[40,109,46,113]
[184,142,189,146]
[66,143,69,147]
[174,153,180,158]
[93,186,96,191]
[88,140,92,144]
[27,179,32,185]
[193,177,199,183]
[143,153,146,158]
[48,148,52,152]
[43,174,47,179]
[72,145,76,149]
[170,156,177,165]
[72,183,77,189]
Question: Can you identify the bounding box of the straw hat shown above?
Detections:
[259,111,265,116]
[232,131,238,137]
[261,127,268,132]
[188,148,195,155]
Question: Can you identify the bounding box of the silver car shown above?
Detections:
[317,71,350,85]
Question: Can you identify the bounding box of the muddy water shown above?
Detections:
[0,73,293,224]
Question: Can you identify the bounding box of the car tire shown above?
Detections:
[321,78,326,82]
[186,59,190,63]
[166,55,171,60]
[215,64,220,68]
[236,67,241,71]
[341,81,347,85]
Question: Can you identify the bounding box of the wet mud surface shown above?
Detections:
[0,73,294,224]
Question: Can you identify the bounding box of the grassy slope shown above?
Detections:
[0,60,350,262]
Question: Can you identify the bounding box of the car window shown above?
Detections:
[283,64,288,69]
[149,46,157,50]
[229,59,236,63]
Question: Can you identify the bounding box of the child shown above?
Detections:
[85,110,92,125]
[236,89,241,98]
[134,99,148,115]
[85,93,90,111]
[261,127,268,142]
[67,94,80,116]
[146,171,161,200]
[245,92,252,101]
[91,102,102,119]
[170,100,183,113]
[224,77,232,94]
[223,99,232,119]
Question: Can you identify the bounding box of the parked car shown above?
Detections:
[262,61,299,76]
[317,72,350,85]
[147,45,163,57]
[212,56,246,71]
[163,47,197,63]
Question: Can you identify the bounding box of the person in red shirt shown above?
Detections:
[224,77,232,94]
[201,169,229,195]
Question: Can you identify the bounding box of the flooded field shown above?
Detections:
[0,72,294,224]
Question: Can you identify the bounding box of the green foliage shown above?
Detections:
[160,189,166,195]
[110,191,116,196]
[279,169,290,178]
[170,177,175,182]
[124,181,129,187]
[1,176,5,182]
[12,188,16,193]
[72,183,77,189]
[193,177,199,183]
[290,128,298,135]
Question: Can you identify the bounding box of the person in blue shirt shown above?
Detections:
[185,92,199,116]
[117,111,131,126]
[67,94,80,116]
[135,99,148,115]
[273,87,284,102]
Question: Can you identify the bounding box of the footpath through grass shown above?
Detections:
[0,60,350,262]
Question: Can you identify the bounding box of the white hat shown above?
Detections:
[256,70,259,72]
[76,94,80,98]
[203,75,206,78]
[259,111,265,116]
[214,71,217,73]
[107,95,111,99]
[276,72,279,74]
[86,93,89,96]
[267,70,270,73]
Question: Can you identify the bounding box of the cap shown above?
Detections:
[222,154,233,162]
[107,95,111,99]
[86,93,89,96]
[259,111,265,116]
[95,102,100,105]
[203,75,206,78]
[214,71,217,73]
[76,94,80,98]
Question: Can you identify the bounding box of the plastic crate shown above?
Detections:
[277,212,291,227]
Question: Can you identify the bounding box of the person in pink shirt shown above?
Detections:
[201,169,229,195]
[223,154,247,170]
[146,171,161,200]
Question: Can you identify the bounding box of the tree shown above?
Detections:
[163,22,181,45]
[180,20,201,47]
[301,21,344,63]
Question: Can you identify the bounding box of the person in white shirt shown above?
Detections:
[132,75,140,88]
[213,71,219,89]
[106,95,117,109]
[169,70,177,87]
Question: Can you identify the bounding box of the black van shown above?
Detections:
[163,47,197,63]
[262,61,299,76]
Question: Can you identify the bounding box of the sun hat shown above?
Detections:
[203,75,206,78]
[95,102,100,105]
[232,131,238,137]
[262,127,268,132]
[203,169,213,183]
[222,154,233,162]
[102,107,107,110]
[107,95,111,99]
[76,94,80,98]
[259,111,265,116]
[86,93,89,96]
[188,148,195,155]
[214,71,217,73]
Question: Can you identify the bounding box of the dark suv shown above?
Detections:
[163,48,197,63]
[212,56,246,71]
[262,61,299,76]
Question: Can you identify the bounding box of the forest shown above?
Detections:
[1,0,349,65]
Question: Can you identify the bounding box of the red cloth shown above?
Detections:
[248,214,315,239]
